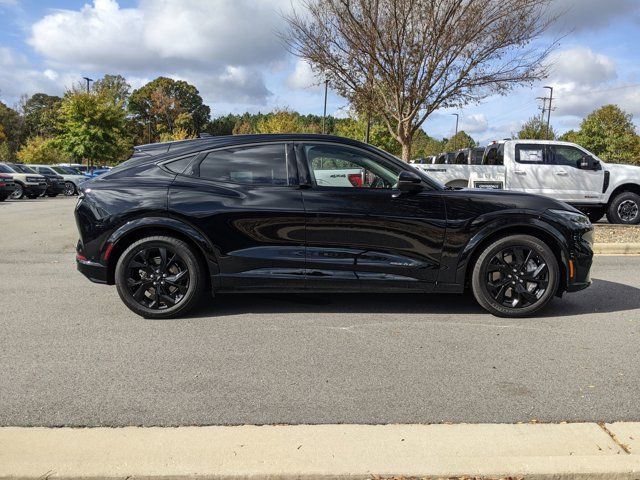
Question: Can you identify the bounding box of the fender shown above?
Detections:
[450,213,572,288]
[105,216,220,276]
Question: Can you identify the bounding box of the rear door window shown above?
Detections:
[196,143,291,186]
[515,144,548,164]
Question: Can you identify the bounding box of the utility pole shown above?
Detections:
[322,79,328,134]
[82,77,93,94]
[544,86,553,140]
[452,113,459,149]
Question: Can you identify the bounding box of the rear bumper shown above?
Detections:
[77,257,108,284]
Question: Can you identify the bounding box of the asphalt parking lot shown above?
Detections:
[1,196,639,427]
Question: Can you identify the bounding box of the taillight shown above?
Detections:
[348,173,363,187]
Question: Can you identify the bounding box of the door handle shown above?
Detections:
[514,170,526,175]
[556,170,568,176]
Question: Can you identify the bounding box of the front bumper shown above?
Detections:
[47,181,66,194]
[0,182,16,195]
[25,183,47,196]
[564,227,594,293]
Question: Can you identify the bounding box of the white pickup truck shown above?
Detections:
[467,140,640,224]
[414,147,486,189]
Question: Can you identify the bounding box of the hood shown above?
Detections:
[454,188,581,214]
[603,162,640,174]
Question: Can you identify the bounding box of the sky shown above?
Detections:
[1,0,640,145]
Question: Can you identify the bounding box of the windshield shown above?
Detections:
[0,163,15,173]
[10,164,37,174]
[38,166,56,175]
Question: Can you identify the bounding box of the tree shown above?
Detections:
[333,115,401,155]
[572,105,640,164]
[206,114,242,136]
[129,77,211,140]
[17,136,70,165]
[0,101,26,159]
[517,116,556,140]
[256,109,305,134]
[93,74,131,106]
[412,130,446,158]
[56,91,130,165]
[21,93,62,138]
[445,131,476,151]
[284,0,557,161]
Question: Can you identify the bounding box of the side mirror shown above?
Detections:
[397,171,423,192]
[579,155,601,171]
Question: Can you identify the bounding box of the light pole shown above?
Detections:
[82,77,93,93]
[544,86,553,140]
[452,113,459,149]
[322,79,328,134]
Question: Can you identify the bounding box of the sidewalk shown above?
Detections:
[2,423,640,479]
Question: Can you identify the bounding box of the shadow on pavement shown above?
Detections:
[183,278,640,319]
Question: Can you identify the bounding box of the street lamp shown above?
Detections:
[82,77,94,94]
[544,86,553,140]
[452,113,459,149]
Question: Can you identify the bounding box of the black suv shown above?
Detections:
[10,163,65,197]
[75,134,594,319]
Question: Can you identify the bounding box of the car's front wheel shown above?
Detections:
[63,182,76,196]
[10,183,24,199]
[471,235,559,317]
[115,236,206,319]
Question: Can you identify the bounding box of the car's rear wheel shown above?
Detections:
[63,182,76,196]
[115,236,205,319]
[606,192,640,224]
[10,183,24,199]
[471,235,559,317]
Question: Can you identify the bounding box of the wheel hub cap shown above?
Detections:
[618,200,638,222]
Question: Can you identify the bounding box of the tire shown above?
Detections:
[606,191,640,225]
[63,181,76,196]
[471,235,559,317]
[115,236,205,319]
[10,183,24,199]
[583,207,606,224]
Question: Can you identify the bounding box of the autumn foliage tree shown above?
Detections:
[517,116,557,140]
[284,0,558,161]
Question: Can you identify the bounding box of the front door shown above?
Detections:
[297,142,446,292]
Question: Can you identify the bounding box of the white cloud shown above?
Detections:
[460,114,489,135]
[27,0,293,105]
[547,47,617,85]
[286,60,323,91]
[0,47,73,101]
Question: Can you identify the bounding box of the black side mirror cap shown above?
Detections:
[397,171,423,192]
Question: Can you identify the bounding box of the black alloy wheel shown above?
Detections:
[484,246,549,309]
[115,236,205,319]
[472,235,559,317]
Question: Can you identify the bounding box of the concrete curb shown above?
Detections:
[1,423,639,479]
[593,243,640,255]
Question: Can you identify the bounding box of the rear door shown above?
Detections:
[168,142,307,291]
[505,143,551,196]
[297,142,446,292]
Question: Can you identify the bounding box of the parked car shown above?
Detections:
[83,168,111,179]
[9,163,65,197]
[468,139,640,224]
[0,162,47,199]
[59,163,88,174]
[0,172,16,201]
[75,134,593,319]
[34,165,86,196]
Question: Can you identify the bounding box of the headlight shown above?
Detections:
[549,209,591,227]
